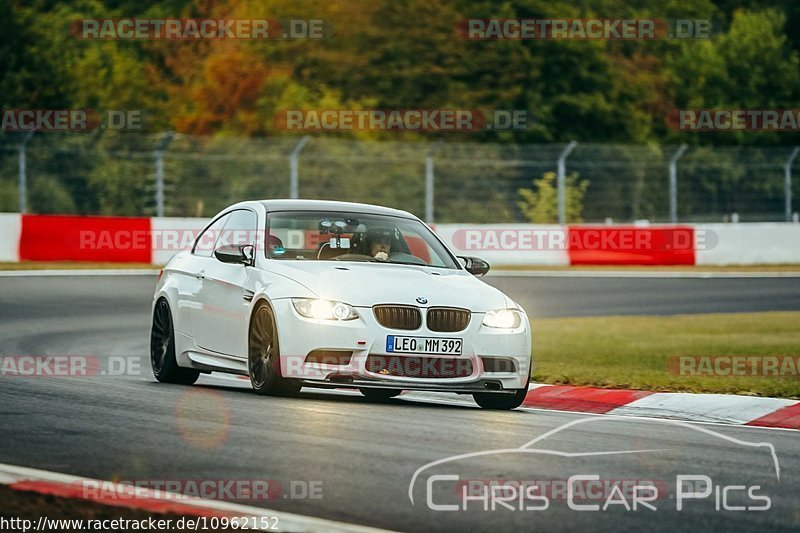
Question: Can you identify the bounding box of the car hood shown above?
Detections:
[265,260,510,311]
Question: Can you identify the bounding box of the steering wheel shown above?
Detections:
[387,252,426,265]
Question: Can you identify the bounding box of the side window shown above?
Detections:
[215,210,258,252]
[192,213,231,257]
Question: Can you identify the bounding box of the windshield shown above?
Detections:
[265,211,458,269]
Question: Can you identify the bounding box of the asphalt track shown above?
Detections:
[1,274,799,532]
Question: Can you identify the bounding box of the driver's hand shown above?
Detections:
[374,251,389,261]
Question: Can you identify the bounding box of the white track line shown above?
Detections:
[0,463,391,533]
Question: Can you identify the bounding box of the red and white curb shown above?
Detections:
[0,463,388,533]
[517,384,800,429]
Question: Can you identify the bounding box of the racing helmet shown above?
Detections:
[363,225,396,251]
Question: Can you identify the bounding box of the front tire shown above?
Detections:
[248,303,301,396]
[150,298,199,385]
[473,377,529,410]
[360,388,402,401]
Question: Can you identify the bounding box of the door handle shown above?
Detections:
[194,271,205,279]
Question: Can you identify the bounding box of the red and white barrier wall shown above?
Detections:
[18,214,151,263]
[694,223,800,265]
[435,224,698,266]
[1,214,799,266]
[0,213,22,262]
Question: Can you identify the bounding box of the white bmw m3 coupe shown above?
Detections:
[151,200,532,409]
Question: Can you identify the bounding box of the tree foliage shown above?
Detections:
[518,171,589,223]
[4,0,799,145]
[3,0,799,218]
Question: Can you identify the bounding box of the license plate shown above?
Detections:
[386,335,462,355]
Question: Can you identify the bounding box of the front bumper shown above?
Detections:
[272,299,532,393]
[301,377,520,394]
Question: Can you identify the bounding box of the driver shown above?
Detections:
[364,226,395,261]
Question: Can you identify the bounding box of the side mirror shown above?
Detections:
[458,256,490,277]
[215,244,254,266]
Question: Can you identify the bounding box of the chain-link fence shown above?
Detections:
[1,132,798,223]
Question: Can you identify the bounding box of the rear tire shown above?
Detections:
[360,388,402,401]
[150,298,200,385]
[248,303,301,396]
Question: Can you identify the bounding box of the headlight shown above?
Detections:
[482,309,522,329]
[292,299,359,321]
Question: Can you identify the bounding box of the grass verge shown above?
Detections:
[531,311,800,398]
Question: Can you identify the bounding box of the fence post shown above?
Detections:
[785,147,800,222]
[557,141,577,224]
[669,144,688,224]
[425,153,434,224]
[425,141,443,224]
[154,132,174,218]
[18,130,35,214]
[289,136,310,199]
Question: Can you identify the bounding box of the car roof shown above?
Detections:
[256,199,418,219]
